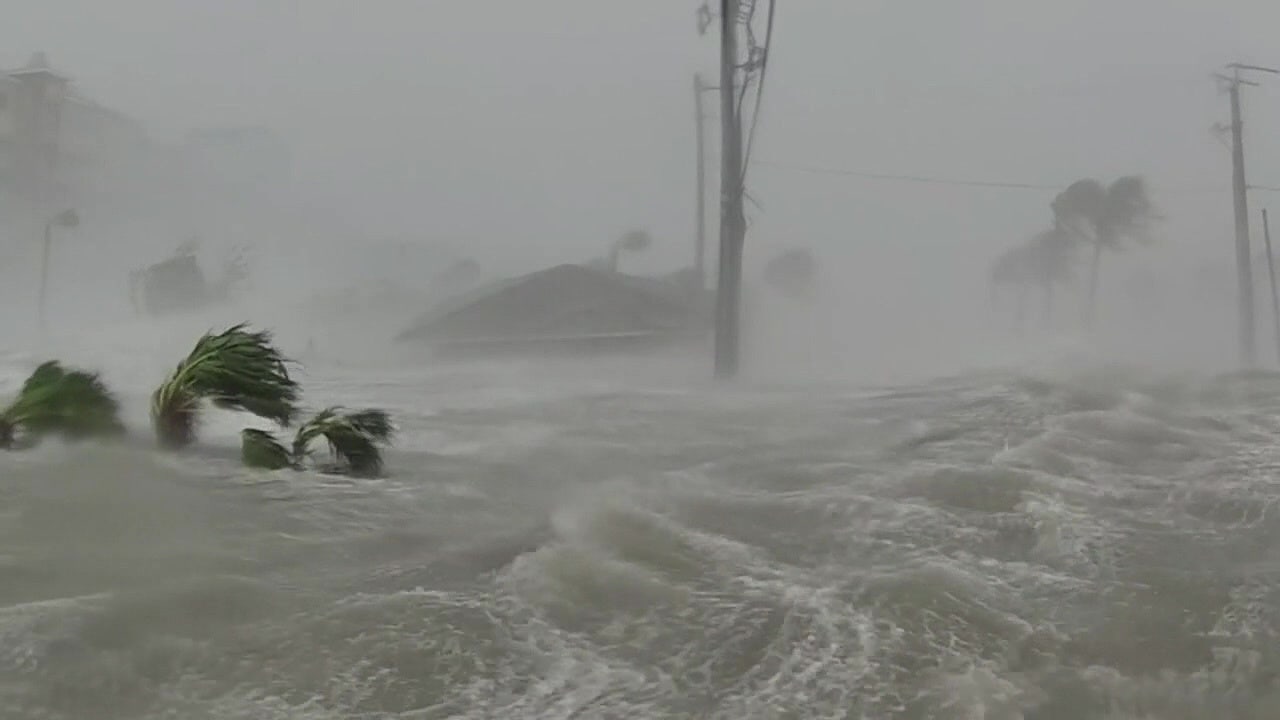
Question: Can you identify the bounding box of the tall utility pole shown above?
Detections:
[37,209,79,331]
[693,73,710,290]
[1218,62,1278,367]
[1264,209,1280,365]
[714,0,746,379]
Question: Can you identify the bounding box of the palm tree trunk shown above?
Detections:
[1086,241,1102,326]
[1043,279,1054,329]
[1015,284,1027,335]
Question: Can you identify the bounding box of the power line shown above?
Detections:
[751,159,1062,190]
[739,0,774,183]
[751,158,1280,194]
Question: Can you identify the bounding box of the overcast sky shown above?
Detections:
[5,0,1280,358]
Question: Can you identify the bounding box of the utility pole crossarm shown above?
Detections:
[1228,63,1280,74]
[1215,73,1260,87]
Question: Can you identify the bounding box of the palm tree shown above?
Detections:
[763,248,817,299]
[1031,226,1076,323]
[241,407,394,477]
[1052,176,1156,323]
[0,361,124,449]
[989,228,1076,332]
[240,428,293,470]
[989,244,1033,333]
[151,324,300,449]
[606,229,652,272]
[292,407,393,477]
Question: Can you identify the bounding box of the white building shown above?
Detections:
[0,52,148,206]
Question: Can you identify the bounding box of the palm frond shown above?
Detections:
[1051,179,1107,234]
[241,428,293,470]
[292,407,394,477]
[617,229,652,254]
[344,409,394,443]
[1099,175,1157,246]
[763,248,817,297]
[1,361,125,449]
[20,360,68,396]
[151,324,300,449]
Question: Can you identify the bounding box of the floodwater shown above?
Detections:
[3,330,1280,718]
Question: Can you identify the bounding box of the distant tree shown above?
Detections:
[989,227,1075,332]
[990,244,1033,333]
[1031,226,1076,322]
[606,229,652,272]
[449,258,482,280]
[129,241,249,316]
[762,248,817,299]
[430,258,483,297]
[1051,176,1157,323]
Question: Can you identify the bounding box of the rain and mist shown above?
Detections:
[4,1,1280,718]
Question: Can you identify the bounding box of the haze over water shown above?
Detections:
[6,1,1280,718]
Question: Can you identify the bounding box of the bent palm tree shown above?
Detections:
[989,229,1076,333]
[239,407,394,477]
[1031,226,1076,323]
[292,407,393,477]
[241,428,293,470]
[1052,176,1156,323]
[0,361,124,449]
[605,229,652,272]
[151,324,300,449]
[763,248,817,299]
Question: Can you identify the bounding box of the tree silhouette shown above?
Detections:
[990,227,1075,332]
[762,248,816,299]
[1051,176,1156,324]
[599,229,652,272]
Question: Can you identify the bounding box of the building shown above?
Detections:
[0,52,68,199]
[396,263,712,358]
[0,51,147,204]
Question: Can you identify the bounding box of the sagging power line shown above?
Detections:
[752,159,1280,195]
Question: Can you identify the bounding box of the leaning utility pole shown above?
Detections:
[694,73,710,290]
[1264,209,1280,365]
[714,0,746,379]
[1217,63,1278,366]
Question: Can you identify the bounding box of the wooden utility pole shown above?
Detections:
[694,73,709,290]
[37,208,78,331]
[714,0,746,379]
[37,220,53,330]
[1229,71,1257,366]
[1219,63,1278,366]
[1264,209,1280,365]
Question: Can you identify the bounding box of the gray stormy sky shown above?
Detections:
[5,0,1280,371]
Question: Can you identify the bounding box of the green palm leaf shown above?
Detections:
[1,361,125,449]
[291,407,393,477]
[151,324,300,449]
[240,428,293,470]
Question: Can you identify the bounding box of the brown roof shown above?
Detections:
[397,264,708,344]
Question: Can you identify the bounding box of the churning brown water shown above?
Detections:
[3,342,1280,718]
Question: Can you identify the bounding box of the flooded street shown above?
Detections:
[4,348,1280,718]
